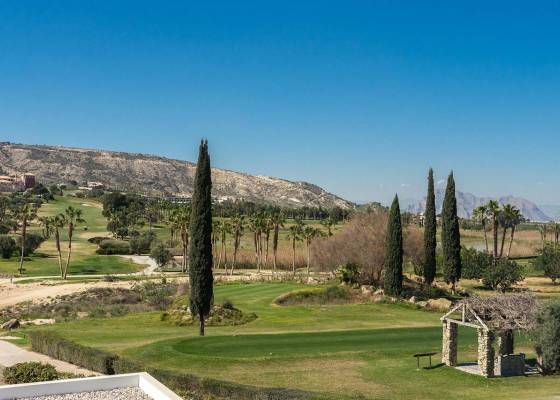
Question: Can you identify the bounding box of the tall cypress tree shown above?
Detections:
[423,168,437,285]
[384,195,403,296]
[189,140,214,336]
[441,172,461,293]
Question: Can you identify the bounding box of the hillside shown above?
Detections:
[0,142,354,209]
[405,189,551,222]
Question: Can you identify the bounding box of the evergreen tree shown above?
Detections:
[189,140,214,336]
[423,168,437,285]
[384,195,403,296]
[441,172,461,293]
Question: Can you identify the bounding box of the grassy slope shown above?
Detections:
[39,282,559,400]
[0,195,142,276]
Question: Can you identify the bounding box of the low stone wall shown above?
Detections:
[496,353,525,377]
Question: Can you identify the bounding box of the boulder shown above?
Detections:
[426,298,452,311]
[360,285,374,295]
[408,296,417,303]
[20,319,55,326]
[374,288,384,296]
[1,319,20,330]
[417,301,428,308]
[306,277,319,285]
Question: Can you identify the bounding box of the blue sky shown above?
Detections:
[1,1,560,205]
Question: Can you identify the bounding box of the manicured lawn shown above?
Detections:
[0,195,143,276]
[35,282,560,399]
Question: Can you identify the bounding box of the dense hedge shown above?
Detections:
[3,362,59,384]
[95,239,130,255]
[28,331,116,374]
[27,331,318,400]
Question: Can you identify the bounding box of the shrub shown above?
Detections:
[0,235,16,259]
[96,239,130,255]
[3,362,59,384]
[87,236,108,245]
[335,263,360,285]
[275,286,349,306]
[461,247,493,279]
[534,302,560,374]
[222,299,234,310]
[135,281,177,310]
[533,244,560,284]
[17,233,45,256]
[482,259,524,292]
[130,231,157,255]
[28,331,116,374]
[150,243,173,268]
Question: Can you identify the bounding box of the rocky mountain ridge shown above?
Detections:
[0,142,354,209]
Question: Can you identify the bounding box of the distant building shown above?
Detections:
[0,173,35,192]
[87,181,105,189]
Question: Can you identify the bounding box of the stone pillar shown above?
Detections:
[478,329,495,377]
[442,321,458,366]
[498,330,514,355]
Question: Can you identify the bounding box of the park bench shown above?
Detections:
[413,352,437,369]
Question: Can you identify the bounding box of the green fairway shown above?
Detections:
[0,194,143,276]
[35,282,560,399]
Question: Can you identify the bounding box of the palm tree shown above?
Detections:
[286,220,303,276]
[506,207,523,259]
[217,219,231,271]
[14,203,38,274]
[230,215,245,275]
[472,205,489,253]
[211,219,221,267]
[270,211,285,275]
[169,205,191,273]
[62,206,85,279]
[499,204,519,258]
[263,213,273,267]
[552,223,560,245]
[302,225,322,276]
[320,217,335,236]
[539,224,548,243]
[486,200,501,261]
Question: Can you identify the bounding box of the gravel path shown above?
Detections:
[19,387,152,400]
[119,255,158,276]
[0,339,99,377]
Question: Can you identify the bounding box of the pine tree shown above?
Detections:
[384,195,403,296]
[441,172,461,293]
[189,140,214,336]
[423,168,437,285]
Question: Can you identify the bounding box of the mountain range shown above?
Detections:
[403,189,553,222]
[0,142,353,209]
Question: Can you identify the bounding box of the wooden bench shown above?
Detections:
[413,352,437,369]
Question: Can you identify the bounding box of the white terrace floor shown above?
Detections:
[455,362,539,377]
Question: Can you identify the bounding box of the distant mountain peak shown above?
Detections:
[405,189,551,222]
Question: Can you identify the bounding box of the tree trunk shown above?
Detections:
[265,231,270,267]
[482,221,489,253]
[55,229,63,278]
[506,226,516,259]
[493,218,499,261]
[199,314,205,336]
[64,224,74,280]
[306,240,310,276]
[499,226,508,258]
[18,216,27,274]
[292,240,296,276]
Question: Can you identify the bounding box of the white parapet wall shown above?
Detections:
[0,372,182,400]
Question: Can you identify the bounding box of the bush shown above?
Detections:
[275,286,349,306]
[96,239,130,255]
[534,244,560,284]
[461,247,493,279]
[130,231,157,255]
[135,281,177,311]
[87,236,108,245]
[150,243,173,267]
[534,302,560,374]
[3,362,59,384]
[482,259,524,292]
[335,263,360,285]
[17,233,45,256]
[0,235,16,259]
[28,331,116,374]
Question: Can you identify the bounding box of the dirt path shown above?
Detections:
[0,339,99,376]
[0,281,134,309]
[119,255,158,276]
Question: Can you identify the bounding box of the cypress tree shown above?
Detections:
[189,139,214,336]
[441,172,461,293]
[384,195,403,296]
[423,168,437,285]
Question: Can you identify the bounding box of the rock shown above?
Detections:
[1,319,20,330]
[417,301,428,308]
[408,296,417,303]
[426,298,452,311]
[360,285,374,295]
[306,277,319,285]
[374,288,384,295]
[20,318,55,326]
[77,312,89,319]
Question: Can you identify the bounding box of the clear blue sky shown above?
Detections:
[1,1,560,205]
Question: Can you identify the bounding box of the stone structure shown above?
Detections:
[477,329,495,377]
[442,321,457,366]
[496,353,526,377]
